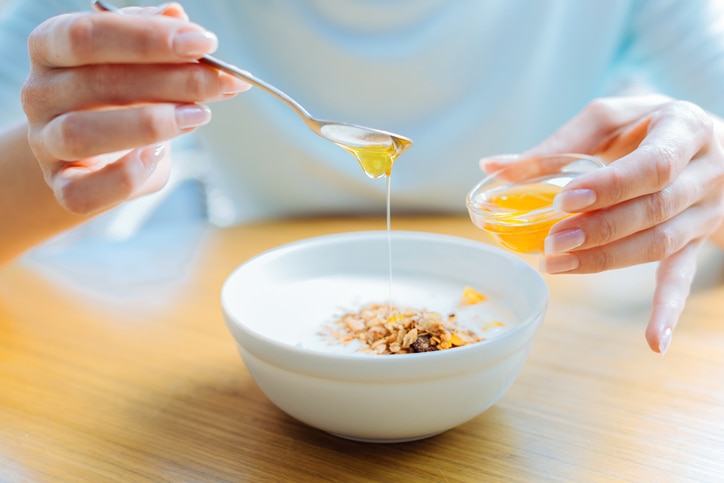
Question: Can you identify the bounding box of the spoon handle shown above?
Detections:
[91,0,314,121]
[196,55,313,120]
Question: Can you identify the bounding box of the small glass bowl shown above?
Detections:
[466,153,605,255]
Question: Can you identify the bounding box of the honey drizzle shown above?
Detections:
[337,140,405,306]
[386,175,392,305]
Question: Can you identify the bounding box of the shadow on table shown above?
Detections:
[121,371,511,481]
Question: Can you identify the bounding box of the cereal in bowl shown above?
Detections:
[321,287,501,355]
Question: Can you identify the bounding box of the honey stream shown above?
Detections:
[336,140,406,305]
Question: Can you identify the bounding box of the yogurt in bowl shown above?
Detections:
[222,230,548,442]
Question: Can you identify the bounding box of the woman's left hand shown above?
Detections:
[481,94,724,354]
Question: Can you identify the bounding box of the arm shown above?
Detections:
[0,121,89,265]
[0,3,249,265]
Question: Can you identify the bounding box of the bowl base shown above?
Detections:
[327,430,445,444]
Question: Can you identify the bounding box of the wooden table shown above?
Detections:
[1,215,723,482]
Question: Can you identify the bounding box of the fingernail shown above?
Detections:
[539,254,580,274]
[553,189,596,212]
[174,29,218,57]
[176,104,211,129]
[219,75,250,96]
[139,143,166,169]
[479,154,519,171]
[659,327,672,355]
[545,228,585,254]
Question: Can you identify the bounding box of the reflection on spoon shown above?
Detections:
[321,124,413,178]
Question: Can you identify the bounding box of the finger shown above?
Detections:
[52,143,170,214]
[522,94,672,157]
[39,103,211,161]
[29,11,217,68]
[108,2,190,21]
[545,153,717,252]
[155,3,190,21]
[555,101,712,213]
[477,154,603,184]
[24,64,248,121]
[540,201,719,274]
[478,154,519,173]
[645,240,701,354]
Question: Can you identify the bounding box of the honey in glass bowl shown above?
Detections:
[466,154,605,254]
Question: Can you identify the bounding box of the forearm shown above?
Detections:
[0,122,91,265]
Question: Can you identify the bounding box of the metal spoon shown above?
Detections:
[91,0,413,177]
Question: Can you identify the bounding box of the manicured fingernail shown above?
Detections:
[553,189,596,212]
[219,75,250,96]
[140,143,166,169]
[545,228,585,254]
[174,30,218,57]
[539,254,579,273]
[176,105,211,129]
[479,154,519,171]
[659,327,672,355]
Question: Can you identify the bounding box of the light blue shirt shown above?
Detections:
[3,0,724,226]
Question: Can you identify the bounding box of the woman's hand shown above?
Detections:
[481,95,724,354]
[21,3,249,215]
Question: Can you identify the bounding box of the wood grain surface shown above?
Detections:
[1,215,723,482]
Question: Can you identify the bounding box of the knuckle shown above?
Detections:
[656,99,713,149]
[20,79,44,118]
[65,16,96,61]
[110,165,138,200]
[647,226,679,260]
[184,65,214,97]
[58,158,144,215]
[581,98,615,126]
[27,19,54,64]
[638,144,676,187]
[666,100,711,130]
[582,97,610,117]
[54,113,91,159]
[593,214,617,245]
[88,65,126,103]
[57,184,95,215]
[602,165,628,203]
[644,187,676,225]
[135,107,170,142]
[583,248,614,273]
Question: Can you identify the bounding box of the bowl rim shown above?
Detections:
[221,230,548,379]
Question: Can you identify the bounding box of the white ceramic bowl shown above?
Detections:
[222,231,548,442]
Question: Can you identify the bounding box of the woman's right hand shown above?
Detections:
[21,3,249,214]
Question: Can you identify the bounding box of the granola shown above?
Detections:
[322,300,487,355]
